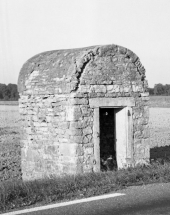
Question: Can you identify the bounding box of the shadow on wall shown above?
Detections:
[150,146,170,162]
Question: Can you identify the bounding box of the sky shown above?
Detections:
[0,0,170,87]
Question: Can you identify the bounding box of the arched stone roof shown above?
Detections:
[18,44,146,94]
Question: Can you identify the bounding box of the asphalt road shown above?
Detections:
[5,183,170,215]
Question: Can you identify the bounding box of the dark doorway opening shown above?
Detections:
[100,108,117,171]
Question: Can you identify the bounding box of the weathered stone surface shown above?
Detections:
[18,44,149,181]
[59,144,83,157]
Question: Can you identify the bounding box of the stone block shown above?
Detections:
[69,98,88,105]
[137,117,148,126]
[119,85,123,93]
[70,121,88,129]
[65,106,82,121]
[36,122,47,127]
[83,126,92,135]
[79,85,90,92]
[65,106,74,121]
[45,145,58,155]
[134,130,142,139]
[144,146,150,159]
[106,85,114,92]
[142,138,150,147]
[59,143,83,157]
[123,86,131,93]
[91,85,106,93]
[113,85,120,92]
[85,147,93,155]
[65,128,83,136]
[74,92,88,98]
[89,93,98,98]
[83,136,89,144]
[132,85,138,92]
[81,106,92,116]
[55,128,65,135]
[37,127,48,132]
[25,127,32,134]
[143,128,150,139]
[57,122,70,129]
[96,93,105,97]
[69,135,83,143]
[86,134,92,142]
[105,93,117,98]
[58,138,69,143]
[73,111,82,121]
[19,109,27,115]
[138,85,144,92]
[53,116,66,122]
[46,116,53,122]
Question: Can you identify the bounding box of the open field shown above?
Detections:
[0,101,18,106]
[149,108,170,148]
[0,105,21,181]
[149,95,170,107]
[148,96,170,160]
[0,96,170,182]
[0,105,19,128]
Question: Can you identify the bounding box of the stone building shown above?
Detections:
[18,44,149,180]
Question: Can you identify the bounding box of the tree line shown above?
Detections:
[149,84,170,96]
[0,83,19,101]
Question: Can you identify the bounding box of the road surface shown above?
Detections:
[4,182,170,215]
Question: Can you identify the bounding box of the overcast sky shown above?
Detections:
[0,0,170,87]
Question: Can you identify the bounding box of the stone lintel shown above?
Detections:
[89,98,135,108]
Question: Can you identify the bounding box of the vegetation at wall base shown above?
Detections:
[1,160,170,213]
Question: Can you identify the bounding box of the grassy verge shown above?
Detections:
[1,160,170,213]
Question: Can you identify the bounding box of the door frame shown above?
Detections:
[89,98,135,171]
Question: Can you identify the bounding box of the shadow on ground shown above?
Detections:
[150,146,170,162]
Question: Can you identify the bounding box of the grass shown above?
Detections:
[0,127,21,182]
[149,95,170,107]
[1,160,170,213]
[1,102,170,213]
[0,101,18,106]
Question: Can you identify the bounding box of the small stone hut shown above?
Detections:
[18,44,149,181]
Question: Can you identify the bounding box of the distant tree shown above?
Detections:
[7,83,19,100]
[0,84,9,100]
[154,83,165,95]
[164,84,170,95]
[148,88,154,95]
[0,84,4,99]
[0,83,19,101]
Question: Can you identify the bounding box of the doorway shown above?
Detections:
[100,108,117,171]
[91,99,134,172]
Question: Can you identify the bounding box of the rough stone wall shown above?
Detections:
[74,45,150,167]
[18,45,149,180]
